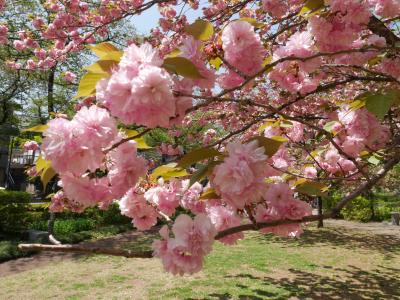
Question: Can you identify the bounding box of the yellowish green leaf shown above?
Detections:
[185,19,214,41]
[248,136,284,157]
[22,124,48,133]
[150,163,188,182]
[177,147,221,169]
[295,181,328,197]
[299,0,325,16]
[279,120,293,128]
[258,121,274,132]
[200,188,220,200]
[367,155,381,166]
[162,57,203,79]
[349,98,366,111]
[323,121,339,133]
[270,136,288,143]
[120,129,152,149]
[41,165,56,191]
[166,48,182,58]
[85,60,118,74]
[88,42,121,58]
[240,17,264,28]
[75,72,109,98]
[209,57,222,70]
[35,155,51,174]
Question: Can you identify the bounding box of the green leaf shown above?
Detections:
[177,148,221,169]
[367,154,381,166]
[22,124,48,133]
[162,57,204,79]
[365,90,399,120]
[40,166,56,191]
[189,161,221,186]
[150,163,188,182]
[87,42,121,58]
[248,136,284,157]
[200,188,220,200]
[185,19,214,41]
[299,0,325,16]
[85,60,118,74]
[76,72,109,98]
[239,18,264,28]
[295,181,327,197]
[189,164,209,186]
[209,57,222,70]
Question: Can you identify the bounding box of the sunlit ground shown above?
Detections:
[1,222,399,300]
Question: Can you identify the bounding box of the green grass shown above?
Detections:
[1,224,400,299]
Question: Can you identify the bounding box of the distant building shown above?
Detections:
[0,135,38,191]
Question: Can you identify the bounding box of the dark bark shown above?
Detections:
[47,67,56,115]
[317,197,324,228]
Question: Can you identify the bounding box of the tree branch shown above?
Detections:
[18,244,153,258]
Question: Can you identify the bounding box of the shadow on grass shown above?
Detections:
[190,265,400,300]
[0,227,160,276]
[252,226,400,259]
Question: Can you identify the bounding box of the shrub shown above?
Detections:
[0,190,31,205]
[341,196,373,222]
[30,218,97,236]
[0,192,48,233]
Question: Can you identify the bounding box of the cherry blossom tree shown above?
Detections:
[5,0,400,275]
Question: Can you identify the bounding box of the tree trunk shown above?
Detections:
[317,197,323,228]
[47,67,56,115]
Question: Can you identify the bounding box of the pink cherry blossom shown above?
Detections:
[368,0,400,18]
[153,214,216,275]
[119,188,158,230]
[107,140,148,199]
[23,140,39,151]
[144,182,180,216]
[59,173,112,209]
[63,71,76,82]
[211,141,268,209]
[221,21,265,76]
[180,181,206,214]
[207,204,243,245]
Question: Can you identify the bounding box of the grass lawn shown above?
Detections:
[1,224,399,299]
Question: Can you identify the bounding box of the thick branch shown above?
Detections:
[215,213,333,240]
[332,152,400,214]
[18,244,153,258]
[368,16,400,46]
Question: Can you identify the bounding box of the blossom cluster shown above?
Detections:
[96,43,192,128]
[14,0,399,277]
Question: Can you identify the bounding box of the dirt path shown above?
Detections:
[1,220,399,277]
[324,219,400,237]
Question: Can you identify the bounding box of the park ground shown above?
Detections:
[0,220,399,300]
